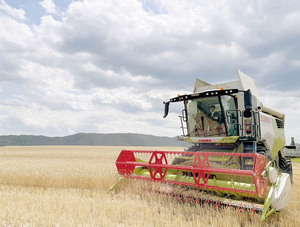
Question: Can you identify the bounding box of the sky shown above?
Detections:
[0,0,300,143]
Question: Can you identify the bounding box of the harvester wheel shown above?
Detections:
[279,156,293,184]
[257,148,273,163]
[171,145,200,165]
[171,157,185,165]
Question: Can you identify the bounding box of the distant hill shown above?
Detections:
[0,133,187,147]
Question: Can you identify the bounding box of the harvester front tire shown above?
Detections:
[171,157,185,165]
[257,148,273,163]
[171,145,200,165]
[279,156,293,184]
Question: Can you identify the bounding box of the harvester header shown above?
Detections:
[114,70,292,221]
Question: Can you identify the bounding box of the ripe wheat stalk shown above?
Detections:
[0,146,299,226]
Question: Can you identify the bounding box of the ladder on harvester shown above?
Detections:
[241,141,257,170]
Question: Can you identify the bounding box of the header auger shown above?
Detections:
[113,70,292,221]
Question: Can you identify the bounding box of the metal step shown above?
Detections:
[241,141,256,153]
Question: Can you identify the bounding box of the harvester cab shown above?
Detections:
[115,70,292,221]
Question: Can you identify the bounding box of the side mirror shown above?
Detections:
[163,102,170,118]
[244,89,252,118]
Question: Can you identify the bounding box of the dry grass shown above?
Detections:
[291,158,300,163]
[0,146,299,227]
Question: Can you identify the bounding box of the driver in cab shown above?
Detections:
[208,104,221,123]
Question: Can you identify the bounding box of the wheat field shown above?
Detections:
[0,146,299,227]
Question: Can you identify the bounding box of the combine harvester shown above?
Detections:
[114,70,292,221]
[283,137,300,158]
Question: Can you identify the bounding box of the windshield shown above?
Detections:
[185,95,237,137]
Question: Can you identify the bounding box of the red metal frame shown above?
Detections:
[116,150,268,198]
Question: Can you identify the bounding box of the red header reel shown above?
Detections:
[116,150,268,199]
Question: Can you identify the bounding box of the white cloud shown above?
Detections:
[33,15,63,43]
[259,89,300,142]
[39,0,57,14]
[0,0,300,141]
[0,15,33,48]
[0,0,25,20]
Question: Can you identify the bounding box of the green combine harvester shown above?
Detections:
[114,70,292,221]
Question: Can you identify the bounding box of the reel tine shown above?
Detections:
[159,190,167,197]
[237,200,243,213]
[251,203,256,214]
[225,199,231,210]
[193,194,201,204]
[183,192,192,203]
[213,197,221,209]
[175,190,184,201]
[155,187,160,193]
[167,189,176,199]
[202,196,210,206]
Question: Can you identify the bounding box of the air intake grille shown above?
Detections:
[276,119,284,128]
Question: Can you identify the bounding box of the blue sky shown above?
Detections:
[0,0,300,143]
[1,0,71,24]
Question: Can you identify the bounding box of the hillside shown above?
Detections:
[0,133,187,147]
